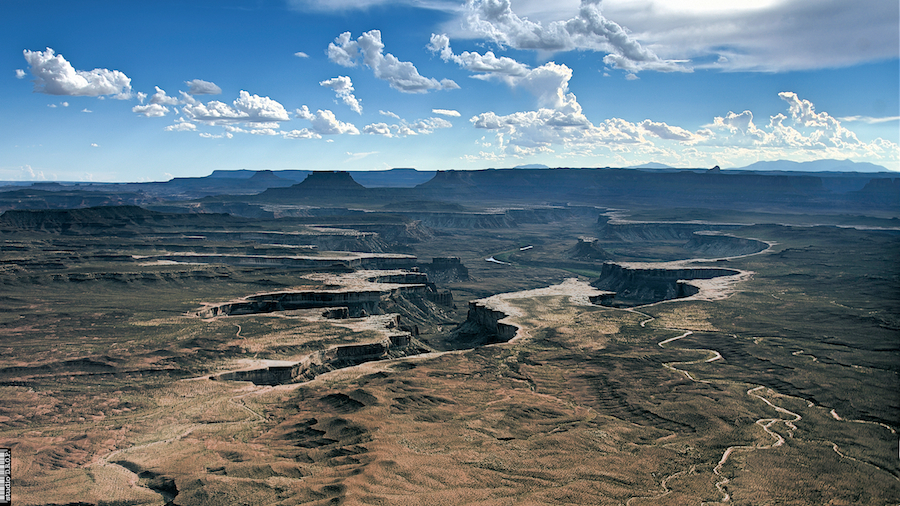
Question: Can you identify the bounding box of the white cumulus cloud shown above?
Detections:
[22,165,46,180]
[22,47,132,98]
[15,69,26,79]
[185,79,222,95]
[177,91,198,105]
[282,128,321,139]
[430,35,584,115]
[428,33,530,84]
[265,0,900,73]
[328,30,459,93]
[364,116,453,137]
[466,86,897,168]
[296,105,360,135]
[471,109,593,151]
[699,92,899,165]
[133,103,170,117]
[165,120,197,132]
[707,92,870,152]
[294,51,310,58]
[464,57,611,155]
[320,76,362,114]
[517,62,582,113]
[182,90,290,126]
[432,108,461,117]
[149,86,179,106]
[639,119,707,143]
[460,0,689,76]
[364,122,395,136]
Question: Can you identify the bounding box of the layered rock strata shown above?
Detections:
[145,252,416,271]
[590,263,741,307]
[419,257,470,283]
[196,269,450,318]
[463,302,518,343]
[215,332,417,385]
[206,270,446,384]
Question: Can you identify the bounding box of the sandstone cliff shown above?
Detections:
[590,263,740,306]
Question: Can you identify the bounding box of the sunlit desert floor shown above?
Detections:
[2,215,897,505]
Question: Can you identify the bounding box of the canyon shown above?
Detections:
[0,168,896,506]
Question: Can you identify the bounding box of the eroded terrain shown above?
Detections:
[1,194,897,505]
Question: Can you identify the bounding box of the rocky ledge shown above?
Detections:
[590,262,742,307]
[195,269,451,318]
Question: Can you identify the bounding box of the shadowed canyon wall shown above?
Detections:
[590,263,740,306]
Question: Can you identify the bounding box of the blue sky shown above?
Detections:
[2,0,898,182]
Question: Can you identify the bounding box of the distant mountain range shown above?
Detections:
[627,162,674,169]
[730,159,889,172]
[623,159,890,172]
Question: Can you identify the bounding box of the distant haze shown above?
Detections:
[729,159,890,172]
[627,162,675,169]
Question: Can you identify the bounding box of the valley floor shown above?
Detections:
[1,208,897,505]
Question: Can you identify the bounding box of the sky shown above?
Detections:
[2,0,898,182]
